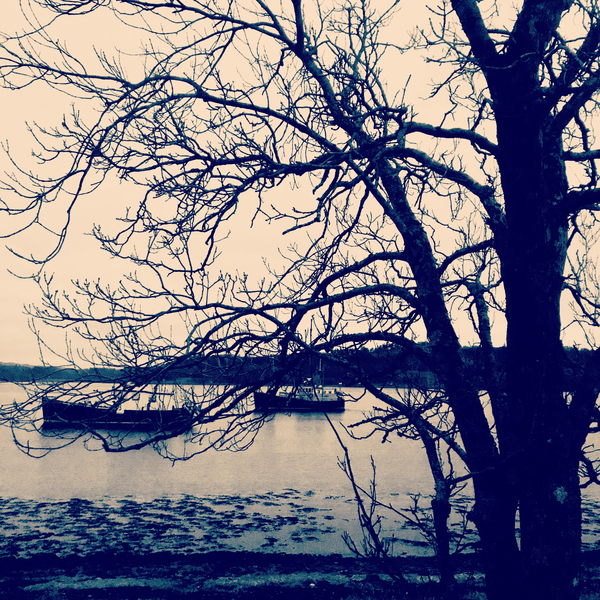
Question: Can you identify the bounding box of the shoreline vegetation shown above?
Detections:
[0,550,487,600]
[2,549,600,599]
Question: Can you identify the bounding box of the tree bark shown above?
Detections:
[470,480,522,600]
[520,452,582,600]
[431,495,454,591]
[446,3,589,593]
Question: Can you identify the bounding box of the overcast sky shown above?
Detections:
[0,79,52,365]
[0,1,586,366]
[0,1,513,365]
[0,1,310,365]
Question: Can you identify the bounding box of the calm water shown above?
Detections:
[0,383,433,500]
[2,382,599,558]
[0,383,447,557]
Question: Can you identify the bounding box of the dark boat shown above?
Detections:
[42,397,192,430]
[254,385,345,412]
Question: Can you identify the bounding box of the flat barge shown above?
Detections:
[42,397,192,430]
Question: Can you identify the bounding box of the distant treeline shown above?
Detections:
[0,344,593,389]
[0,363,121,383]
[155,344,595,389]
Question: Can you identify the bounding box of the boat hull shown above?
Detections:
[42,398,192,431]
[254,390,345,412]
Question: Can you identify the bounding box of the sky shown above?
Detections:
[0,83,53,364]
[0,1,517,365]
[0,1,366,365]
[0,1,588,366]
[0,6,102,364]
[0,2,296,364]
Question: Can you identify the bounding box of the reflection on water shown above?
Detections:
[0,383,433,501]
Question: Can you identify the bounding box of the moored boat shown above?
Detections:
[254,385,345,412]
[42,397,192,430]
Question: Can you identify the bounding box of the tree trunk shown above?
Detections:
[519,448,582,600]
[473,474,581,600]
[431,495,454,591]
[470,476,523,600]
[496,223,582,600]
[482,64,583,596]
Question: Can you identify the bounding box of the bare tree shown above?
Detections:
[2,1,600,598]
[352,387,471,587]
[329,391,474,591]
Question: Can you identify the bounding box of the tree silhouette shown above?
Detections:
[2,1,600,598]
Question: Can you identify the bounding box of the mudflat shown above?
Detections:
[2,494,600,598]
